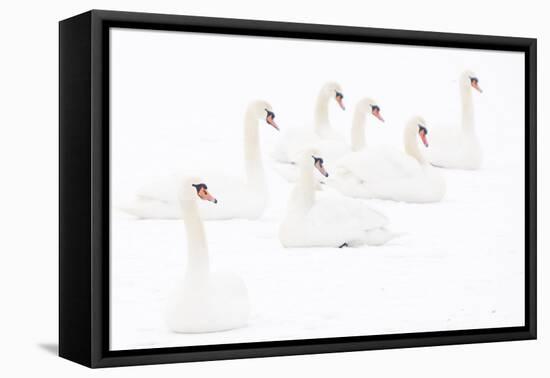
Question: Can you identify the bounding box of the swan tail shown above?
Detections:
[430,162,446,169]
[362,227,403,246]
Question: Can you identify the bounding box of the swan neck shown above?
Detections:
[289,159,315,213]
[460,83,475,131]
[180,195,209,274]
[314,93,331,135]
[244,110,266,190]
[351,108,367,151]
[404,124,427,165]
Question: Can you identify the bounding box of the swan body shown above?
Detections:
[426,70,483,170]
[123,100,278,220]
[279,150,397,248]
[166,177,249,333]
[271,82,349,180]
[329,116,446,203]
[427,128,482,170]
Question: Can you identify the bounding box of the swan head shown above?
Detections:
[249,100,279,131]
[320,81,345,110]
[355,97,385,122]
[191,183,218,204]
[296,148,330,177]
[408,116,429,147]
[312,155,329,177]
[461,70,483,93]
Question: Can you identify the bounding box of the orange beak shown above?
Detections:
[372,108,385,122]
[315,161,329,177]
[419,130,429,147]
[267,114,279,131]
[198,188,218,203]
[336,95,345,111]
[471,80,483,93]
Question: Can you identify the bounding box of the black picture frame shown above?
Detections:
[59,9,537,368]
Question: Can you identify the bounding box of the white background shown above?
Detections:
[109,28,525,349]
[0,0,548,376]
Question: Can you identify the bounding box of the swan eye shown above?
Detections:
[371,105,380,112]
[192,183,208,193]
[335,91,344,99]
[265,109,275,118]
[418,125,428,135]
[470,77,479,83]
[312,156,324,166]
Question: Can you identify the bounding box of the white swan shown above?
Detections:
[271,82,348,181]
[123,100,279,220]
[425,70,483,169]
[279,150,398,248]
[348,97,385,152]
[329,116,446,203]
[166,177,249,333]
[312,81,346,140]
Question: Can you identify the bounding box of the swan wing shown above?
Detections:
[308,196,389,234]
[334,148,422,184]
[424,126,456,163]
[285,196,389,247]
[271,127,320,163]
[426,126,482,169]
[312,139,350,163]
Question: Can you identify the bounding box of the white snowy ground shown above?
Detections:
[109,29,526,350]
[111,158,525,350]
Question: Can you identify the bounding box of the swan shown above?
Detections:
[276,81,348,157]
[425,70,483,169]
[279,149,398,248]
[271,82,348,181]
[122,100,279,220]
[348,97,385,152]
[312,81,346,140]
[329,116,446,203]
[166,177,249,333]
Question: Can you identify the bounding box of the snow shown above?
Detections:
[109,28,525,350]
